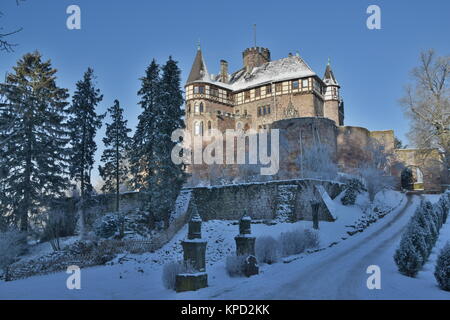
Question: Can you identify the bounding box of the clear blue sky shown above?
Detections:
[1,0,449,182]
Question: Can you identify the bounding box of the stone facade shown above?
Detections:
[182,45,448,192]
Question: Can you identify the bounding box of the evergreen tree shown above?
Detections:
[394,234,423,277]
[129,59,160,191]
[67,68,104,237]
[434,242,450,291]
[147,57,186,228]
[98,99,131,211]
[0,52,70,231]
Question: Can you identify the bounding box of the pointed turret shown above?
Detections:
[323,60,343,126]
[323,60,339,86]
[187,47,209,84]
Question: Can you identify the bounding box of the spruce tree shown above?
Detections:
[67,68,104,237]
[147,57,186,228]
[0,52,70,231]
[129,59,160,191]
[98,99,131,211]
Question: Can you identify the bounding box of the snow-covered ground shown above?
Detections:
[1,191,448,300]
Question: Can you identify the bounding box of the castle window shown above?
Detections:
[292,80,299,90]
[267,106,271,114]
[187,103,191,114]
[257,107,262,117]
[194,103,200,113]
[266,84,272,94]
[275,83,282,92]
[255,87,261,98]
[194,121,204,136]
[302,79,308,88]
[236,122,243,130]
[244,90,250,100]
[194,85,205,94]
[199,102,204,113]
[263,106,267,115]
[207,121,212,134]
[244,109,248,116]
[210,86,219,97]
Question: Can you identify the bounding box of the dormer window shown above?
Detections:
[255,87,261,97]
[266,84,272,94]
[292,80,299,89]
[244,91,250,100]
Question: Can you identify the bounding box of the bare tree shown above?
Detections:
[400,50,450,177]
[0,0,25,52]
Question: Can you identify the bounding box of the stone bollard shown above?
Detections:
[311,201,320,230]
[175,203,208,292]
[234,212,259,277]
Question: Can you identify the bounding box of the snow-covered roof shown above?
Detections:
[186,51,318,92]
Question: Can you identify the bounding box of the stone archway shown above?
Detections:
[401,166,424,190]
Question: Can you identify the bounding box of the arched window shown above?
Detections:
[194,121,204,136]
[194,103,200,114]
[207,121,212,135]
[236,122,243,130]
[200,102,204,113]
[187,104,191,114]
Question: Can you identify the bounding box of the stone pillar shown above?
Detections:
[175,204,208,292]
[311,201,320,230]
[234,212,259,277]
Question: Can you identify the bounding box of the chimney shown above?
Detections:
[220,60,228,83]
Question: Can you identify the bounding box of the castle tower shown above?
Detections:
[242,47,271,73]
[323,61,344,126]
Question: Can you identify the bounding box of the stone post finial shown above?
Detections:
[239,210,251,235]
[188,202,202,240]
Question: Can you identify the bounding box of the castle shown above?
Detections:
[184,45,447,192]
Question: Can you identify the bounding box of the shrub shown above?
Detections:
[94,213,123,239]
[279,228,320,257]
[225,255,247,277]
[256,236,279,264]
[162,260,187,290]
[0,230,27,280]
[341,178,366,206]
[434,242,450,291]
[394,235,423,277]
[303,229,320,249]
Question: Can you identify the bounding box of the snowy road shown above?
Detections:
[193,194,448,300]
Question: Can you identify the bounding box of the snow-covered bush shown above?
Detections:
[279,228,320,257]
[94,213,124,239]
[437,194,449,224]
[162,260,186,290]
[225,255,247,277]
[0,230,27,280]
[394,199,448,277]
[256,236,279,264]
[394,234,424,277]
[341,178,366,206]
[434,242,450,291]
[303,229,320,249]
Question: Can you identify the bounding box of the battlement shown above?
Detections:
[242,47,271,72]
